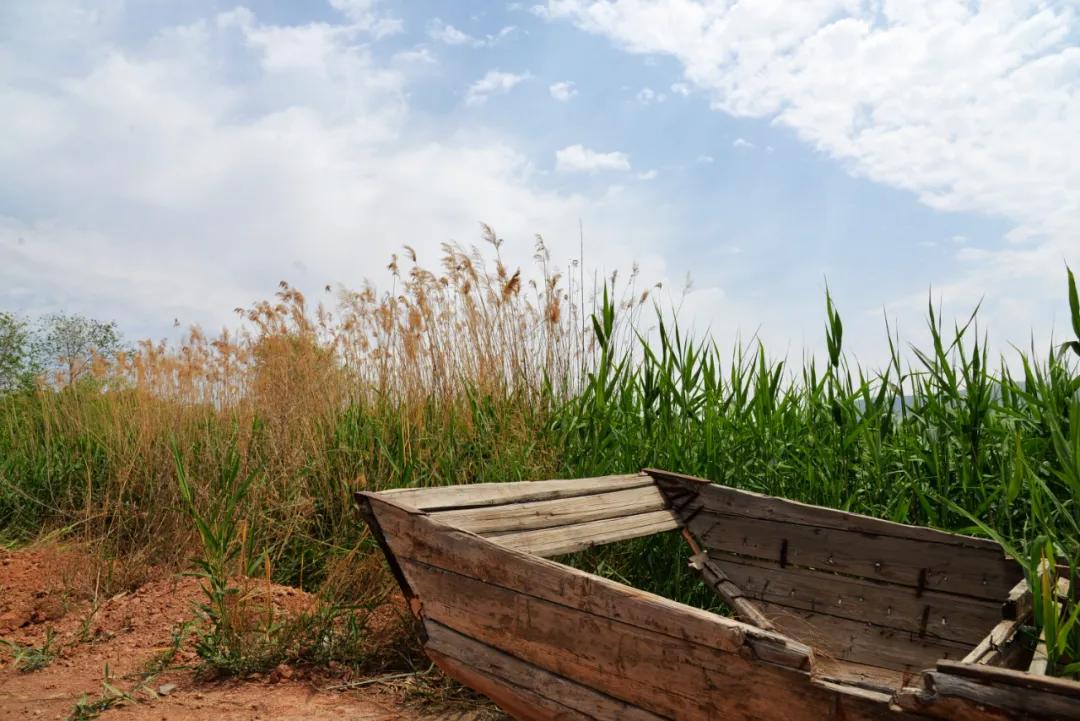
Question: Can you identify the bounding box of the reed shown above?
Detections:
[0,233,1077,674]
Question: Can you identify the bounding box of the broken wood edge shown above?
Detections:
[682,528,778,632]
[961,618,1022,665]
[644,467,1009,552]
[1003,573,1070,621]
[935,659,1080,697]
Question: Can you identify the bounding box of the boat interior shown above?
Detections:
[376,468,1034,696]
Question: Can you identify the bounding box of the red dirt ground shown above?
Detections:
[0,547,501,720]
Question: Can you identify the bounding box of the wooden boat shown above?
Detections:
[356,469,1080,720]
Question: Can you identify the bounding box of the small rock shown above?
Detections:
[156,683,176,696]
[270,663,293,683]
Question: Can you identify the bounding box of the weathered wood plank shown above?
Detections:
[962,619,1022,665]
[758,602,971,672]
[649,469,1005,551]
[380,473,651,511]
[424,620,667,721]
[812,657,909,694]
[714,553,1001,645]
[693,510,1020,601]
[935,660,1080,698]
[1001,579,1031,621]
[430,484,668,535]
[488,509,680,557]
[400,557,895,721]
[428,648,590,721]
[363,493,765,658]
[900,665,1080,719]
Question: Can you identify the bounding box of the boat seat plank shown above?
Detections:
[715,553,1001,646]
[425,620,667,721]
[429,484,667,535]
[380,473,651,511]
[488,509,681,558]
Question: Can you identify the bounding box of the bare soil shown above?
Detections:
[0,546,499,721]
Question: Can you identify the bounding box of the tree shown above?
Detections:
[0,311,36,393]
[32,312,125,387]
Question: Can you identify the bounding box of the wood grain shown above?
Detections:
[430,484,668,535]
[488,509,680,557]
[693,510,1019,601]
[715,553,1001,645]
[425,620,667,721]
[758,601,971,672]
[380,473,651,511]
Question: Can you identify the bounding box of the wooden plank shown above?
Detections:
[424,620,667,721]
[962,619,1022,665]
[430,484,667,535]
[428,648,590,721]
[714,553,1001,645]
[380,473,651,511]
[400,557,896,721]
[693,510,1020,600]
[363,493,766,659]
[758,602,971,672]
[649,468,1005,551]
[1028,629,1049,675]
[488,509,680,557]
[903,667,1080,720]
[812,657,909,694]
[936,660,1080,698]
[1001,579,1031,621]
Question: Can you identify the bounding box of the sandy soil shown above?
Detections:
[0,547,500,721]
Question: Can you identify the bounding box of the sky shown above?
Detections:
[1,0,1077,365]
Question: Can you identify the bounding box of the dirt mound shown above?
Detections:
[0,546,499,720]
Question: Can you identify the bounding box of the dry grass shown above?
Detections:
[0,229,654,591]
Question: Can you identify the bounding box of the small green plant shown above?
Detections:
[174,437,266,674]
[2,627,60,672]
[67,665,132,721]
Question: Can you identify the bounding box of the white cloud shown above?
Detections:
[670,82,691,97]
[465,70,529,106]
[0,3,669,336]
[428,20,473,45]
[732,137,754,150]
[636,87,665,104]
[695,154,714,164]
[327,0,402,38]
[636,169,658,180]
[428,19,515,47]
[540,0,1080,343]
[556,144,632,173]
[549,80,578,101]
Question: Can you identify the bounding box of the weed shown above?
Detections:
[1,627,60,672]
[67,665,132,721]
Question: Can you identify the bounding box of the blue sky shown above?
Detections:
[1,1,1076,364]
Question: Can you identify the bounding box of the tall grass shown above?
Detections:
[0,233,1077,674]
